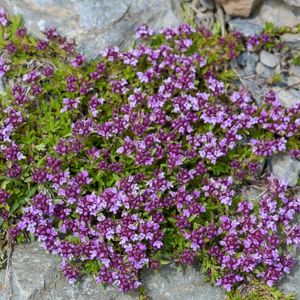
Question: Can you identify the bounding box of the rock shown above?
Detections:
[215,0,262,17]
[290,64,300,77]
[259,50,279,68]
[270,154,300,187]
[273,87,300,107]
[0,79,4,93]
[0,0,180,58]
[0,242,60,300]
[281,33,300,49]
[287,76,300,88]
[283,0,300,7]
[142,264,225,300]
[278,258,300,299]
[0,243,226,300]
[277,203,300,298]
[240,77,266,105]
[251,0,300,28]
[38,277,137,300]
[288,65,300,87]
[200,0,215,10]
[242,186,265,202]
[237,52,258,75]
[256,62,275,78]
[228,18,263,36]
[0,242,133,300]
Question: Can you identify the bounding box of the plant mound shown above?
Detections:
[0,9,299,296]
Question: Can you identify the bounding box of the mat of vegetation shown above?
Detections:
[0,8,299,299]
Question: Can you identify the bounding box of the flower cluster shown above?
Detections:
[0,9,299,296]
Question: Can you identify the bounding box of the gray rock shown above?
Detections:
[290,64,300,77]
[273,87,300,107]
[288,66,300,88]
[277,208,300,298]
[142,264,225,300]
[228,18,263,36]
[237,52,252,67]
[278,259,300,299]
[242,186,266,203]
[237,52,258,75]
[239,77,265,105]
[260,50,279,68]
[251,0,300,28]
[0,242,60,300]
[270,154,300,187]
[200,0,215,10]
[283,0,300,6]
[0,242,133,300]
[0,0,180,58]
[256,62,275,78]
[38,276,135,300]
[281,33,300,49]
[0,243,226,300]
[0,79,4,93]
[287,76,300,88]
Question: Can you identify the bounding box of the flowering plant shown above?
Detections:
[0,10,299,298]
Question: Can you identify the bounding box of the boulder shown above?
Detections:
[259,50,279,68]
[256,62,275,78]
[237,52,259,75]
[251,0,300,28]
[0,243,226,300]
[281,33,300,49]
[270,154,300,187]
[228,18,263,36]
[290,64,300,77]
[0,0,180,58]
[273,87,300,107]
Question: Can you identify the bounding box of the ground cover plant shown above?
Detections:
[0,8,299,299]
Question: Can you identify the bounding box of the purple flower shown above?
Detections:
[0,189,9,204]
[60,98,80,113]
[16,27,27,38]
[23,71,40,83]
[42,66,54,77]
[43,26,59,40]
[0,57,9,77]
[0,8,8,26]
[136,24,154,39]
[70,54,85,68]
[250,138,286,156]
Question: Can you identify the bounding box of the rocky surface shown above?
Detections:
[0,0,180,58]
[1,217,300,300]
[255,62,275,78]
[228,19,263,36]
[281,33,300,49]
[283,0,300,6]
[273,87,300,107]
[279,260,300,298]
[143,264,225,300]
[0,243,226,300]
[237,52,259,75]
[246,0,300,28]
[270,154,300,187]
[260,50,279,68]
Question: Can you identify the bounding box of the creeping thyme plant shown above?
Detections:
[0,8,299,299]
